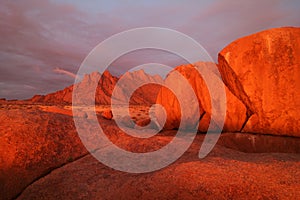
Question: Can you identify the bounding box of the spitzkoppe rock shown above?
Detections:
[155,27,300,136]
[31,70,163,106]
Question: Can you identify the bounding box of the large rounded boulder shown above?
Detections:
[218,27,300,136]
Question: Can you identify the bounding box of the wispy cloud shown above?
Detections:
[53,67,78,79]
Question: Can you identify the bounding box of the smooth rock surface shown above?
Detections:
[156,63,247,132]
[218,27,300,136]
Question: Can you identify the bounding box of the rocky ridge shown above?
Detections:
[31,70,163,106]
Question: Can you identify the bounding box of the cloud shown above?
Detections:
[0,0,92,99]
[176,0,300,60]
[53,67,77,79]
[0,0,299,99]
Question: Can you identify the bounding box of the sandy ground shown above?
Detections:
[38,104,151,121]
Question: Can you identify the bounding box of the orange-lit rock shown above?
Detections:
[101,109,113,120]
[16,132,300,200]
[31,70,163,106]
[1,103,300,200]
[156,63,247,132]
[120,70,163,105]
[120,115,135,128]
[0,107,87,200]
[218,27,300,136]
[135,118,151,127]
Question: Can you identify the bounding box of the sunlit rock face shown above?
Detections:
[30,70,162,106]
[218,27,300,136]
[155,63,247,132]
[31,71,114,105]
[0,108,87,200]
[155,65,201,130]
[156,27,300,136]
[117,69,163,105]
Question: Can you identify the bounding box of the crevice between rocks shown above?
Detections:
[239,113,252,132]
[217,54,256,132]
[198,111,206,122]
[13,152,91,200]
[217,54,255,115]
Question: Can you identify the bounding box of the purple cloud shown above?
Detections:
[0,0,299,99]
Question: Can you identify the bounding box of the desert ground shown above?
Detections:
[1,102,300,200]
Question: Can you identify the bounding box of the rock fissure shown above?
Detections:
[217,54,255,115]
[239,113,252,132]
[14,152,91,200]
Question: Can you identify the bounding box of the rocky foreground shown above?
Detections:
[17,138,300,200]
[0,104,300,200]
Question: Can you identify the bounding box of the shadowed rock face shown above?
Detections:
[218,27,300,136]
[31,70,162,106]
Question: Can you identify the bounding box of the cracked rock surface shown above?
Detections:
[1,104,300,200]
[16,133,300,200]
[0,106,88,200]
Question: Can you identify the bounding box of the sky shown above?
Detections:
[0,0,299,99]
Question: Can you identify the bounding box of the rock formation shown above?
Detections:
[15,131,300,200]
[155,63,247,132]
[122,70,163,105]
[101,109,113,120]
[156,27,300,136]
[31,70,163,106]
[0,108,87,200]
[1,103,300,200]
[1,27,300,200]
[218,27,300,136]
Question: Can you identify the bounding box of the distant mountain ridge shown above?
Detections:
[31,70,163,105]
